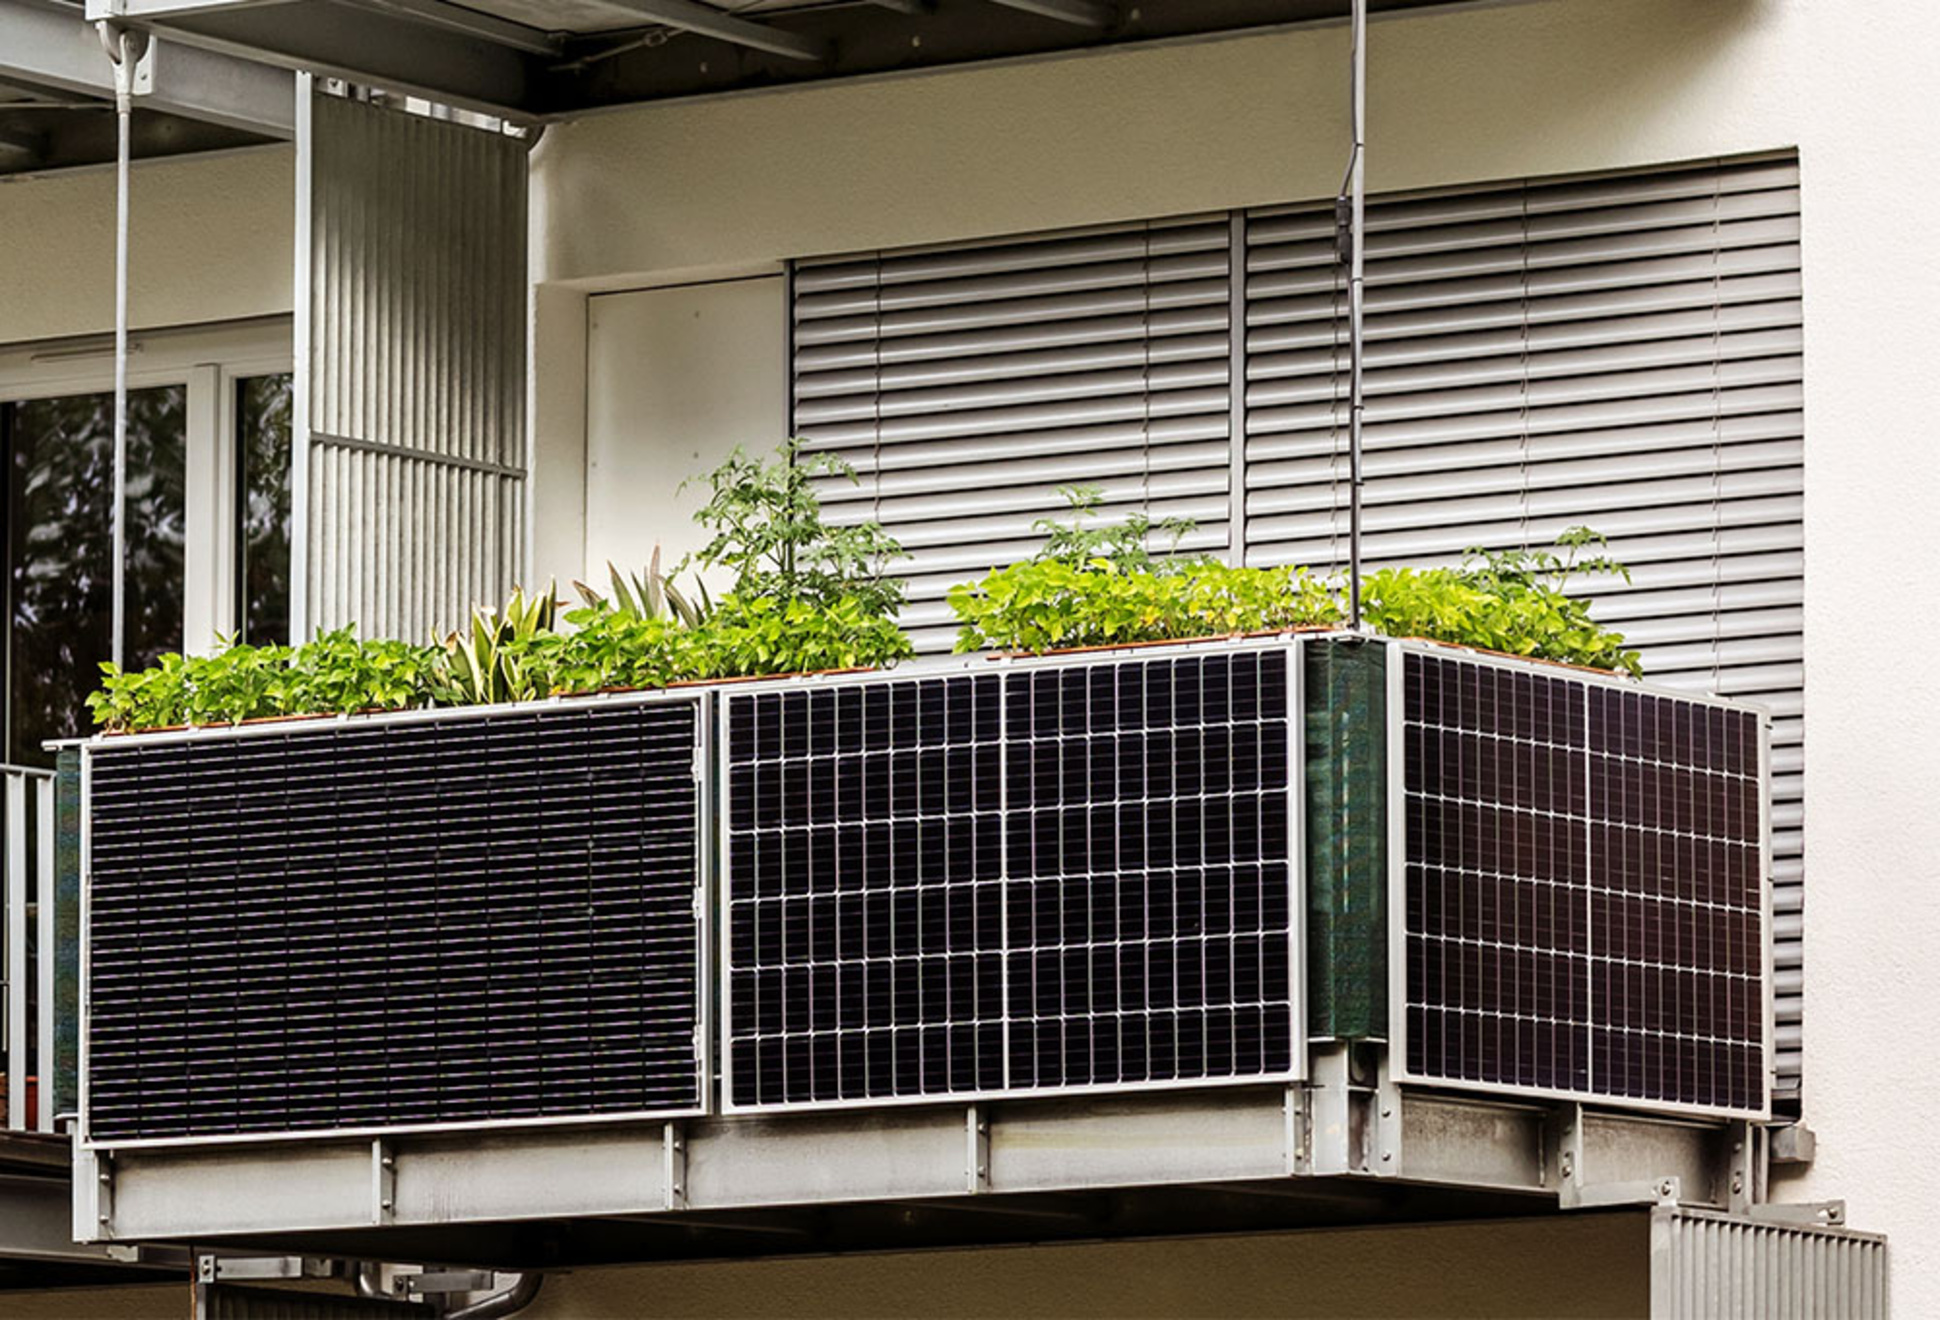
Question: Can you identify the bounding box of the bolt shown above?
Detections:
[1732,1174,1744,1193]
[1658,1179,1675,1198]
[672,1183,684,1196]
[381,1198,393,1211]
[911,34,922,48]
[1380,1106,1392,1119]
[98,1213,111,1225]
[381,1155,395,1169]
[977,1164,987,1178]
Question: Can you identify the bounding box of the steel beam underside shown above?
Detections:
[77,1086,1751,1264]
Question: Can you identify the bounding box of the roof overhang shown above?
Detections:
[73,0,1491,122]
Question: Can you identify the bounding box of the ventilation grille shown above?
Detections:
[724,646,1298,1110]
[84,700,705,1142]
[1397,647,1767,1116]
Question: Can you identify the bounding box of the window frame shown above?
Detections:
[0,317,294,660]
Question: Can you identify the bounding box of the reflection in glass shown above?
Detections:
[4,388,186,765]
[236,374,293,646]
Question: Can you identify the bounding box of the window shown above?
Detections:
[0,321,292,765]
[236,374,293,646]
[2,388,186,766]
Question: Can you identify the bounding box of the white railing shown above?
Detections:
[3,766,56,1134]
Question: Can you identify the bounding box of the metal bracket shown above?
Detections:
[1748,1199,1847,1229]
[1726,1120,1756,1214]
[397,1269,501,1300]
[1283,1085,1311,1176]
[372,1138,397,1225]
[197,1256,334,1283]
[88,1148,116,1239]
[966,1106,991,1194]
[1308,1043,1398,1176]
[1551,1103,1682,1209]
[665,1121,688,1211]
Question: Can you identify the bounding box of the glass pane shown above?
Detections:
[236,374,293,646]
[4,387,187,765]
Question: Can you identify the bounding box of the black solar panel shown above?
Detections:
[1398,647,1768,1116]
[84,699,706,1141]
[724,648,1298,1109]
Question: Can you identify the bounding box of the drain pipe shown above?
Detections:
[445,1273,544,1320]
[1337,0,1369,627]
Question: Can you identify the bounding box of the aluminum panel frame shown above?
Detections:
[76,686,716,1151]
[719,635,1309,1116]
[1384,638,1775,1123]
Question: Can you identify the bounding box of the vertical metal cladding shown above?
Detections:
[303,89,528,642]
[722,644,1301,1111]
[82,698,706,1142]
[1650,1209,1888,1320]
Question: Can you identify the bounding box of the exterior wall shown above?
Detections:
[532,0,1940,1309]
[12,1216,1650,1319]
[0,147,293,346]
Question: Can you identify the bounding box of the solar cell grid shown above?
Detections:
[1398,647,1768,1116]
[724,647,1300,1110]
[85,699,708,1142]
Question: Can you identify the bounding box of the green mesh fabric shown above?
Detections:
[1305,639,1388,1041]
[54,749,80,1119]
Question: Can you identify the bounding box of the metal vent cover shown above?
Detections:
[81,694,709,1144]
[721,641,1303,1113]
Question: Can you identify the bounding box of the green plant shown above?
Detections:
[1360,528,1642,676]
[951,558,1339,653]
[701,593,914,678]
[684,437,905,616]
[431,584,561,706]
[87,627,439,733]
[573,546,707,627]
[1030,484,1199,573]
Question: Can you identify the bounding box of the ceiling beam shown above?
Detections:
[343,0,562,56]
[0,0,294,136]
[595,0,826,62]
[861,0,934,12]
[88,0,539,117]
[986,0,1113,26]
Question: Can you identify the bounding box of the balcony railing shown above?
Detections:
[3,765,57,1134]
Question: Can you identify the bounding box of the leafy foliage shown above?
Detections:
[951,486,1338,652]
[685,437,905,616]
[573,546,707,627]
[1030,485,1198,573]
[87,627,439,733]
[430,584,561,706]
[951,559,1339,653]
[1360,528,1642,676]
[89,440,915,732]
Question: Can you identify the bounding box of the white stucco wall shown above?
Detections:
[0,146,294,346]
[533,0,1940,1308]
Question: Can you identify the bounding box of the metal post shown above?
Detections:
[101,24,144,671]
[1339,0,1368,627]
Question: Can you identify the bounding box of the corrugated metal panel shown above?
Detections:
[794,154,1804,1110]
[792,216,1237,654]
[1243,155,1804,1108]
[1651,1210,1888,1320]
[296,84,528,643]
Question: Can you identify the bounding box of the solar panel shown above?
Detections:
[83,697,709,1142]
[1394,644,1769,1117]
[722,645,1300,1111]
